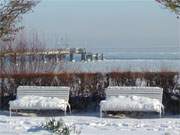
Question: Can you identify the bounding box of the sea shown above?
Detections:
[89,47,180,60]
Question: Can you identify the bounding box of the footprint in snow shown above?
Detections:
[164,132,172,135]
[0,120,7,123]
[160,124,172,129]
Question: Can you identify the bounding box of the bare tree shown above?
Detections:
[156,0,180,17]
[0,0,39,41]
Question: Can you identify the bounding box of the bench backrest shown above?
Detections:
[105,86,163,103]
[17,86,70,101]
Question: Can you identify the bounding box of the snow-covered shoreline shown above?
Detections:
[0,111,180,135]
[57,59,180,73]
[5,59,180,74]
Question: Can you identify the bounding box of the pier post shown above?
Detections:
[70,53,74,62]
[81,52,86,61]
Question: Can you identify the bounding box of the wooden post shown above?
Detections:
[70,53,74,62]
[95,53,98,60]
[100,54,104,60]
[81,52,86,61]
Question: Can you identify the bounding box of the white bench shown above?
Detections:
[9,86,71,116]
[100,86,164,118]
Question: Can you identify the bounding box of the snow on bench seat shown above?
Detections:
[100,95,163,113]
[9,96,69,110]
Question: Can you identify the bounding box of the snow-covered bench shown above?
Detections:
[100,87,164,118]
[9,86,71,116]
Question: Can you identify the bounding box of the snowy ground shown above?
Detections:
[0,111,180,135]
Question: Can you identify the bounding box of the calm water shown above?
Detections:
[89,48,180,60]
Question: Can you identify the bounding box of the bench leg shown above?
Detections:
[68,104,71,115]
[160,107,165,118]
[100,108,103,118]
[162,107,165,115]
[64,105,67,116]
[9,108,11,117]
[100,111,102,118]
[64,110,66,116]
[159,112,161,118]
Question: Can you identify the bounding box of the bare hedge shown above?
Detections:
[0,71,180,113]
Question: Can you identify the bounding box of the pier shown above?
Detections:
[0,48,103,64]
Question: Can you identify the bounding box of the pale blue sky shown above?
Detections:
[23,0,180,51]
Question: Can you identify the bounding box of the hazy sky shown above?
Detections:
[23,0,180,51]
